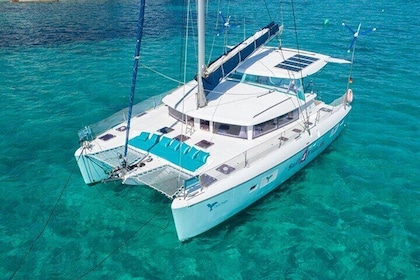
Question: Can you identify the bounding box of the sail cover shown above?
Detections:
[202,22,281,92]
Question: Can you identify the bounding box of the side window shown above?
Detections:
[200,119,210,131]
[169,107,185,123]
[249,185,257,192]
[253,118,278,138]
[214,122,247,139]
[278,108,298,127]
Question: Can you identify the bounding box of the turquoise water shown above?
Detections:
[1,0,419,279]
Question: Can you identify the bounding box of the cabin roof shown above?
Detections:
[236,47,347,79]
[162,46,347,126]
[163,79,309,126]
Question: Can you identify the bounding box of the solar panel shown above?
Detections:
[275,54,319,72]
[295,54,319,61]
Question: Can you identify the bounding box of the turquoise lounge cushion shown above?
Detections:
[168,139,181,151]
[188,147,199,159]
[195,150,209,163]
[180,143,191,154]
[158,136,171,147]
[129,132,160,151]
[131,135,210,172]
[138,131,150,141]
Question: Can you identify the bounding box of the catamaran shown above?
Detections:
[75,0,354,241]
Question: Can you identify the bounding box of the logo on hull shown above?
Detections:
[300,148,309,162]
[207,200,228,211]
[260,170,278,188]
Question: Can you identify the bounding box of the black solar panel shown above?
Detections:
[295,54,319,61]
[275,54,319,72]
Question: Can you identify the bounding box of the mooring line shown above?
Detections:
[8,150,84,280]
[75,204,168,279]
[94,186,171,231]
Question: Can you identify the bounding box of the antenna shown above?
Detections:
[217,11,239,36]
[342,22,375,106]
[217,11,240,53]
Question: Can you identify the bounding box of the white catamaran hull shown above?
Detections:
[74,1,356,242]
[75,152,112,185]
[171,106,349,241]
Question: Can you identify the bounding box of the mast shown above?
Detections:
[196,0,207,108]
[123,0,146,165]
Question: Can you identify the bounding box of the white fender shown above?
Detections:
[346,88,353,103]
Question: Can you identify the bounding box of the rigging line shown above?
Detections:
[179,0,188,85]
[262,0,272,22]
[207,0,222,64]
[278,0,284,24]
[123,0,146,163]
[276,0,284,47]
[188,1,198,62]
[290,0,310,128]
[346,39,357,93]
[93,186,171,231]
[175,0,192,180]
[139,63,184,84]
[8,149,85,280]
[75,204,168,279]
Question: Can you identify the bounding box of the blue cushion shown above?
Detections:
[129,133,159,151]
[188,147,199,159]
[158,136,171,147]
[149,134,160,144]
[138,131,150,141]
[195,150,209,163]
[180,143,191,154]
[168,139,181,151]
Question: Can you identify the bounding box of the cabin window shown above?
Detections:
[278,108,299,127]
[169,107,184,122]
[200,119,210,131]
[214,122,247,139]
[249,185,257,192]
[253,119,278,138]
[168,107,192,124]
[268,77,288,88]
[227,71,243,81]
[242,74,259,83]
[228,72,298,92]
[187,116,194,127]
[253,108,300,139]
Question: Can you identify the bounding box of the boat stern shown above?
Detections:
[74,145,113,185]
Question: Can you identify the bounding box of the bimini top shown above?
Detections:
[236,47,350,79]
[162,46,349,126]
[163,79,311,127]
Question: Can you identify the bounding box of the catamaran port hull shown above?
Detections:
[75,153,111,185]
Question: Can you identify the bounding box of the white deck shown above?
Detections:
[86,91,336,178]
[77,46,349,198]
[163,47,346,127]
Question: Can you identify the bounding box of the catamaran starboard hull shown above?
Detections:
[171,105,350,241]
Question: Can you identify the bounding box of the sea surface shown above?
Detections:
[1,0,419,279]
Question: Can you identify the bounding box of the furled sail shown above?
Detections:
[202,22,281,92]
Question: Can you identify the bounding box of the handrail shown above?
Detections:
[78,91,169,142]
[189,92,347,196]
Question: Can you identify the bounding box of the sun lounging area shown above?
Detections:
[128,132,210,172]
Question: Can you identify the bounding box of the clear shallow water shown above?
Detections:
[0,0,419,279]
